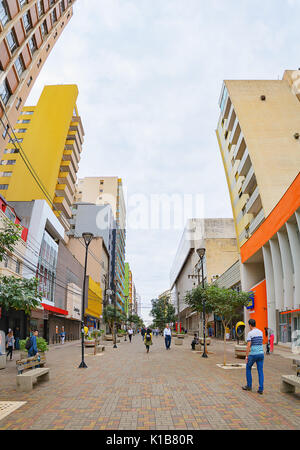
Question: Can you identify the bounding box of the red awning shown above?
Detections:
[41,303,68,316]
[280,309,300,315]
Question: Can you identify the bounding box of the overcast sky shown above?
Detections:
[26,0,300,324]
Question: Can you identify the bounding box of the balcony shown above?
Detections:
[53,196,72,219]
[233,133,246,160]
[245,186,262,215]
[249,208,265,235]
[237,212,253,236]
[225,105,235,132]
[55,183,74,206]
[65,140,81,163]
[63,149,79,172]
[241,166,256,194]
[58,171,75,194]
[234,193,249,213]
[60,160,76,184]
[229,118,241,146]
[237,148,251,177]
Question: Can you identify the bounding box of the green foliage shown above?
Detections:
[150,296,176,330]
[0,216,22,262]
[19,337,49,352]
[0,276,42,315]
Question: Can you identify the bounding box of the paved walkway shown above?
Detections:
[0,335,299,430]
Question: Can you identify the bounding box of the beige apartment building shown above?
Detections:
[216,69,300,344]
[76,177,127,312]
[170,218,239,334]
[0,0,77,156]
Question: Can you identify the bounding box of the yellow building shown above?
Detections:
[0,84,84,232]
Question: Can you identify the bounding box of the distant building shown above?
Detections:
[170,218,239,334]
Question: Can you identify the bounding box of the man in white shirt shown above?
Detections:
[163,324,172,350]
[242,319,264,395]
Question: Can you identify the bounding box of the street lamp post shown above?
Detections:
[196,248,207,358]
[113,289,117,349]
[79,232,94,369]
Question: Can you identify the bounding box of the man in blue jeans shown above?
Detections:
[242,319,264,395]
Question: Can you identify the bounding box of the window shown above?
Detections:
[49,0,55,5]
[2,124,9,139]
[15,97,22,110]
[0,171,12,176]
[0,159,16,165]
[37,0,44,17]
[6,29,18,53]
[0,1,10,27]
[19,0,27,8]
[51,9,57,24]
[23,11,32,32]
[17,119,30,124]
[4,206,15,221]
[0,184,8,190]
[15,55,25,78]
[16,128,27,133]
[28,35,37,54]
[0,79,11,106]
[8,137,23,143]
[41,20,48,37]
[16,260,21,274]
[60,0,65,13]
[21,110,34,115]
[27,76,32,86]
[4,148,18,154]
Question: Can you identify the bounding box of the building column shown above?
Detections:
[277,231,294,310]
[262,245,277,342]
[286,221,300,309]
[269,238,284,311]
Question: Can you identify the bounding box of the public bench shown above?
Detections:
[280,374,300,394]
[16,354,49,392]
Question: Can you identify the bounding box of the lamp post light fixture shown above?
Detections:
[196,247,208,358]
[79,232,94,369]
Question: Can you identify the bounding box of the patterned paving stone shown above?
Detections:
[0,336,300,429]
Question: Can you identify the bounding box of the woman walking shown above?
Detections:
[6,329,14,361]
[144,328,153,353]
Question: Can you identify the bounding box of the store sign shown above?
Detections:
[246,292,255,310]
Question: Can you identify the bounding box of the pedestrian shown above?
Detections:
[269,330,274,353]
[191,333,199,350]
[163,323,172,350]
[128,327,133,342]
[242,319,264,395]
[60,327,66,345]
[144,328,153,353]
[14,327,20,350]
[208,325,213,337]
[141,327,146,342]
[28,330,39,358]
[6,329,14,361]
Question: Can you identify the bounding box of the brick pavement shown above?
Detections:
[0,335,299,430]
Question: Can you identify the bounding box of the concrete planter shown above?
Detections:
[175,338,183,345]
[199,338,211,346]
[84,340,96,347]
[235,344,247,359]
[177,334,185,339]
[0,354,6,370]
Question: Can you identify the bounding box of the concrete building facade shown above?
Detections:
[170,218,239,334]
[216,69,300,345]
[76,176,126,312]
[0,0,77,155]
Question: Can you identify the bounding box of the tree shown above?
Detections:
[0,216,22,262]
[150,296,176,330]
[103,305,125,339]
[205,285,251,366]
[0,218,42,316]
[185,284,214,355]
